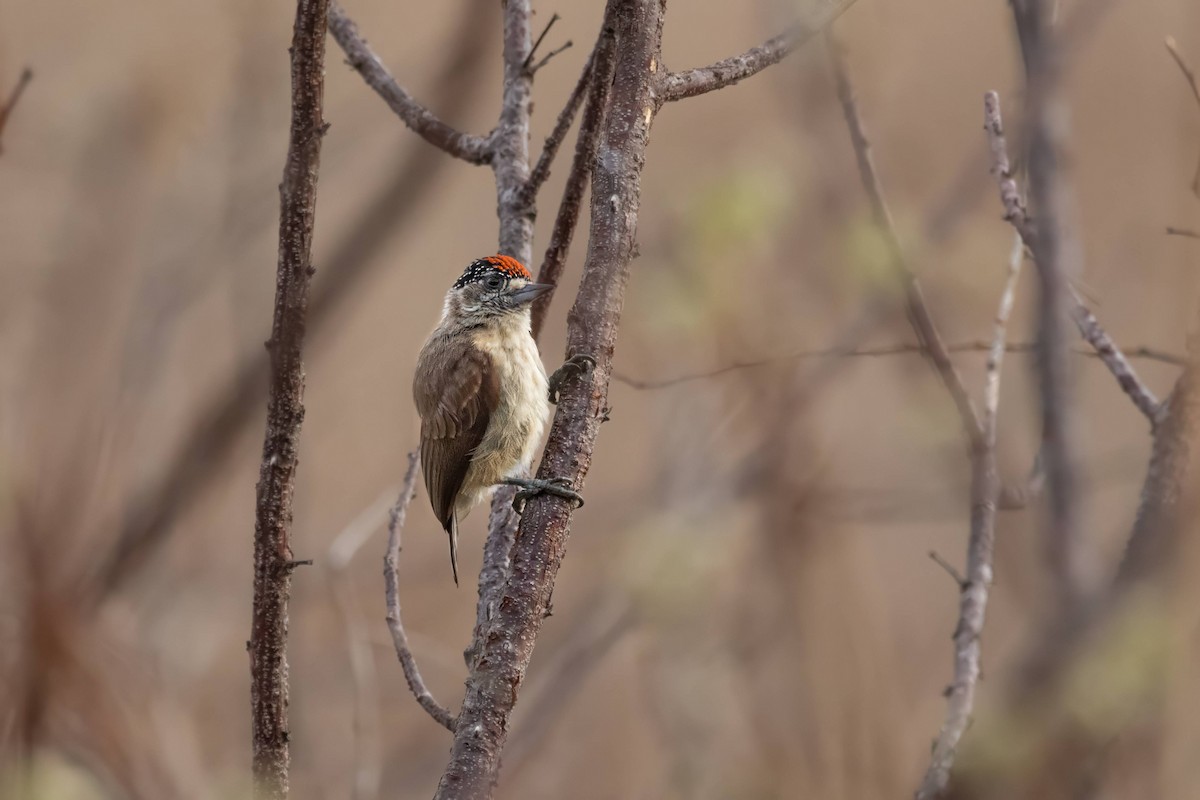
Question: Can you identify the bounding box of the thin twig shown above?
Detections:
[530,41,574,75]
[328,2,493,164]
[1069,290,1163,423]
[1164,36,1200,198]
[250,1,331,796]
[530,27,618,339]
[522,46,595,206]
[928,550,966,588]
[986,92,1165,427]
[1167,226,1200,239]
[523,12,560,71]
[915,231,1021,800]
[384,453,456,732]
[611,340,1184,390]
[326,490,395,800]
[828,33,984,448]
[659,0,858,103]
[0,67,33,152]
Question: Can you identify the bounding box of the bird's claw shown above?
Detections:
[548,354,596,404]
[503,476,585,514]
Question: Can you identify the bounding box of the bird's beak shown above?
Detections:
[509,282,554,304]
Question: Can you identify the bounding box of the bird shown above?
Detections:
[413,254,589,585]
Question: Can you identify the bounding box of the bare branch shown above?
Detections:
[986,92,1164,427]
[660,0,858,103]
[1167,226,1200,239]
[611,340,1184,390]
[385,452,456,732]
[915,232,1020,800]
[1164,36,1200,197]
[250,0,331,795]
[0,67,32,152]
[435,0,661,794]
[522,46,595,206]
[529,41,574,75]
[828,34,984,448]
[328,3,492,164]
[530,28,618,339]
[1069,291,1163,423]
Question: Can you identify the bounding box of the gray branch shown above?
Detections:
[328,3,493,164]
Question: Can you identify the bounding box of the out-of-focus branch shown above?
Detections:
[435,0,660,794]
[915,233,1021,800]
[828,34,984,449]
[384,452,456,732]
[93,0,494,598]
[0,67,32,153]
[503,596,636,776]
[328,3,493,164]
[530,29,618,339]
[1167,226,1200,239]
[1009,0,1089,605]
[326,490,395,800]
[250,0,331,795]
[1164,36,1200,197]
[659,0,857,103]
[611,340,1184,390]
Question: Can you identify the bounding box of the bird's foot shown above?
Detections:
[548,354,596,404]
[502,476,585,514]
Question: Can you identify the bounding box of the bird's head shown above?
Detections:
[443,255,553,325]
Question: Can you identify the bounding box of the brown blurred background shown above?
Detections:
[2,0,1200,797]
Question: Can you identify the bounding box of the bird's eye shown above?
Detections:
[484,275,504,290]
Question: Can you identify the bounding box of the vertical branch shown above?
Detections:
[915,236,1022,799]
[1010,0,1088,605]
[435,0,664,795]
[249,1,330,797]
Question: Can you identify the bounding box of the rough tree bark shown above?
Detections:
[433,0,663,795]
[249,1,330,797]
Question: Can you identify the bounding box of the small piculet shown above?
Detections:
[412,255,588,584]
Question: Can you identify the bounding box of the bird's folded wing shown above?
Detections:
[414,342,500,529]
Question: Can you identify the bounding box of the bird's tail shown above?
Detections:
[447,514,460,587]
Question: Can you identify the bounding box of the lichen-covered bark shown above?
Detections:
[250,1,330,797]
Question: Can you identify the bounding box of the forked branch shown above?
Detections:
[984,91,1163,427]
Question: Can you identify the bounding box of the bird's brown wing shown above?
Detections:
[414,339,500,531]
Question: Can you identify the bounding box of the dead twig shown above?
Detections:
[328,2,493,164]
[659,0,858,103]
[385,452,456,732]
[250,0,331,795]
